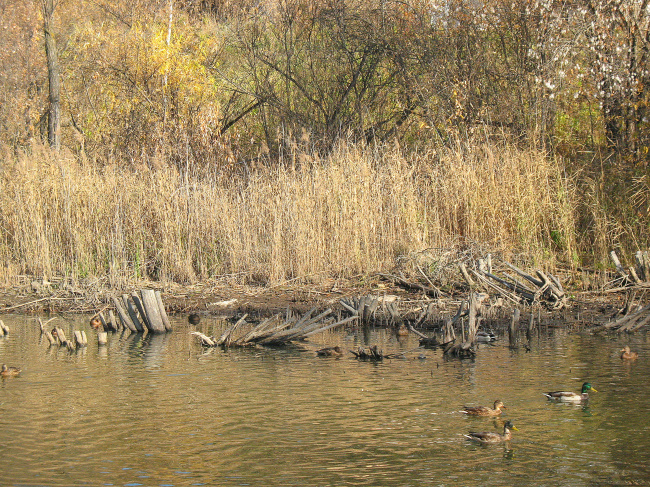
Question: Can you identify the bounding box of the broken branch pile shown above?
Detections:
[607,250,650,290]
[191,308,357,347]
[593,302,650,333]
[460,257,566,310]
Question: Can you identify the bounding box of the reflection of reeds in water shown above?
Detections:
[0,139,575,286]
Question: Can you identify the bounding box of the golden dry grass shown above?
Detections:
[0,139,577,287]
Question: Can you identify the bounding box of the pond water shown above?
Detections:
[1,314,649,487]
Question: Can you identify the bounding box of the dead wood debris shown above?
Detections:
[604,250,650,292]
[191,308,357,348]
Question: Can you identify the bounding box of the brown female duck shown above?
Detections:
[461,400,506,417]
[1,364,21,377]
[620,345,639,360]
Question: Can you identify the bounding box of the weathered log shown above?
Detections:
[380,273,445,298]
[509,308,521,348]
[97,331,108,346]
[217,314,248,346]
[140,289,166,334]
[470,269,522,305]
[459,263,475,287]
[610,250,628,279]
[238,315,282,344]
[44,331,57,346]
[155,290,172,332]
[302,316,358,338]
[74,330,88,348]
[113,296,137,332]
[190,331,217,347]
[131,292,153,332]
[351,345,383,360]
[54,326,68,346]
[123,294,144,332]
[108,310,119,332]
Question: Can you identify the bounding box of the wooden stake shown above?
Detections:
[155,290,172,332]
[112,297,131,331]
[140,289,166,334]
[509,308,520,348]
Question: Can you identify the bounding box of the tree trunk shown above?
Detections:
[43,0,61,151]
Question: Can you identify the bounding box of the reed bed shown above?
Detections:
[0,139,576,288]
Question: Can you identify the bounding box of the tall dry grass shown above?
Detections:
[0,139,577,288]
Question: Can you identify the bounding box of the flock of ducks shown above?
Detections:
[460,383,597,444]
[0,337,641,445]
[458,343,640,444]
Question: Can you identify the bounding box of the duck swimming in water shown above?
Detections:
[543,382,597,402]
[461,400,506,416]
[316,346,343,357]
[1,364,21,377]
[620,345,638,360]
[465,420,518,443]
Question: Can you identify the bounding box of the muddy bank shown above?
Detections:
[0,274,625,330]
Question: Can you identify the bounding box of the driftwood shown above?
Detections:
[340,296,382,325]
[442,293,488,357]
[509,308,521,348]
[191,308,357,348]
[350,345,383,360]
[593,302,650,333]
[108,289,171,334]
[380,273,447,298]
[606,250,650,290]
[74,330,88,348]
[97,331,108,346]
[466,258,566,310]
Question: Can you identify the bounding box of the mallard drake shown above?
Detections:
[543,382,597,402]
[1,364,21,377]
[461,400,506,416]
[476,331,497,343]
[316,346,343,357]
[465,420,518,443]
[188,313,201,325]
[620,345,638,360]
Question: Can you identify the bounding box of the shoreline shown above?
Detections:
[0,276,624,330]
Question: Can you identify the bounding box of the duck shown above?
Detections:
[89,316,103,330]
[1,364,21,377]
[316,346,343,357]
[464,420,518,443]
[461,400,506,416]
[476,331,497,343]
[543,382,597,402]
[188,313,201,325]
[397,324,409,336]
[620,345,638,360]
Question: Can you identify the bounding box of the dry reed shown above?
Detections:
[0,138,577,288]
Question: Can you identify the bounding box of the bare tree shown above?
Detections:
[42,0,61,151]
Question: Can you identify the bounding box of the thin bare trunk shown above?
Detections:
[43,0,61,151]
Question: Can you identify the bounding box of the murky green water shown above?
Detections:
[1,314,649,486]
